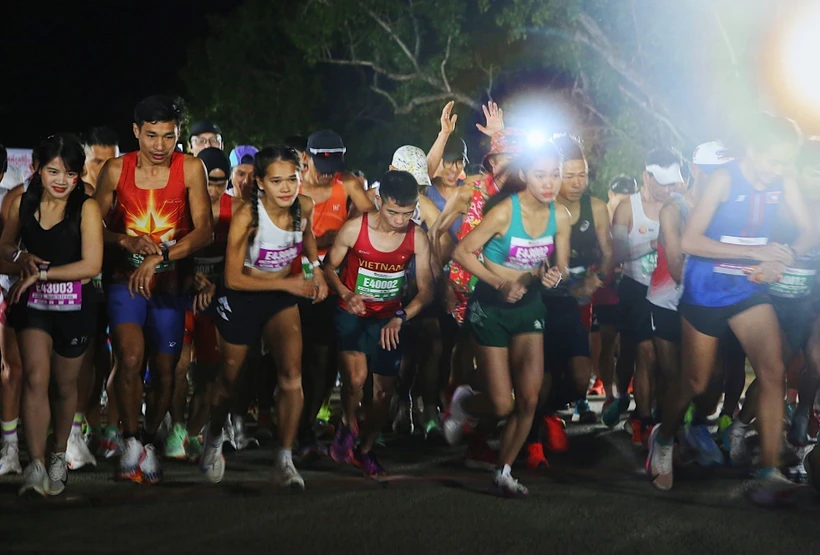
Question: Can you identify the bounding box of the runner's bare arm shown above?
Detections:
[44,200,103,281]
[659,201,684,282]
[591,196,614,276]
[428,184,470,247]
[322,216,361,298]
[0,194,24,274]
[427,101,457,179]
[300,196,328,300]
[782,175,818,257]
[343,173,375,218]
[417,195,445,277]
[451,200,511,290]
[403,227,435,320]
[611,197,633,264]
[93,157,130,248]
[164,156,212,260]
[553,205,571,278]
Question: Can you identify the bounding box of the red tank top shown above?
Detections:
[339,213,416,318]
[193,193,232,280]
[109,151,192,292]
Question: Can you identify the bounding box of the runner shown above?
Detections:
[94,95,212,484]
[188,121,223,156]
[646,114,812,505]
[228,145,258,201]
[605,148,682,445]
[82,127,119,193]
[525,134,612,468]
[296,130,373,457]
[323,170,434,476]
[443,142,570,496]
[0,133,103,496]
[200,145,326,488]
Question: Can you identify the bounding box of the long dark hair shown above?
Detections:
[19,133,87,242]
[483,142,563,215]
[249,146,303,243]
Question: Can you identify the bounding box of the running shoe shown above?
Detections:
[646,425,674,491]
[200,430,225,484]
[442,385,475,446]
[727,421,750,467]
[140,444,163,484]
[683,403,695,428]
[685,425,724,467]
[465,440,499,471]
[588,378,605,397]
[316,401,332,424]
[185,435,204,463]
[46,452,68,496]
[717,414,733,451]
[629,418,643,446]
[66,433,97,470]
[602,395,630,428]
[18,460,47,497]
[786,446,810,484]
[805,445,819,491]
[223,414,259,451]
[352,447,387,477]
[525,442,549,470]
[492,470,528,497]
[574,399,597,424]
[163,423,187,460]
[329,424,356,464]
[787,404,811,447]
[272,456,305,490]
[392,398,414,435]
[0,441,22,475]
[543,415,569,452]
[423,416,444,442]
[117,437,145,483]
[748,468,804,506]
[100,427,122,459]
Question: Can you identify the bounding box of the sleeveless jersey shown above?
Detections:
[682,161,784,308]
[484,194,556,270]
[245,198,305,273]
[311,173,348,259]
[339,212,416,318]
[647,194,689,310]
[449,176,499,293]
[568,194,601,279]
[622,192,659,286]
[107,151,192,294]
[427,182,462,238]
[194,193,232,282]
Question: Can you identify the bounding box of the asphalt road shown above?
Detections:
[2,399,820,554]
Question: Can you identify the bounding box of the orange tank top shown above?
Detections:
[109,151,192,293]
[311,173,348,258]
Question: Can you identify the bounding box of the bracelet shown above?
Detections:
[11,249,22,263]
[496,280,508,291]
[310,260,321,268]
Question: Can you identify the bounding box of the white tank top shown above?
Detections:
[244,198,306,273]
[623,192,659,286]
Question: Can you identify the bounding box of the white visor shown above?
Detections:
[646,163,683,186]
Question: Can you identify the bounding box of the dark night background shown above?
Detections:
[0,0,243,150]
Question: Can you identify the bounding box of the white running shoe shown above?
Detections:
[749,468,804,506]
[117,437,145,483]
[0,441,22,475]
[272,456,305,491]
[100,428,123,460]
[66,433,97,470]
[223,414,259,451]
[19,460,48,497]
[46,453,68,496]
[728,422,750,467]
[200,430,225,484]
[492,471,528,497]
[392,399,414,435]
[442,385,475,446]
[139,444,163,484]
[646,425,674,491]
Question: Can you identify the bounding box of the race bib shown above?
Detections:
[641,251,658,276]
[254,242,302,272]
[300,256,314,280]
[27,281,82,312]
[505,236,554,270]
[770,267,816,298]
[355,268,405,301]
[194,255,225,279]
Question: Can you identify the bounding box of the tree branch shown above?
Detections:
[361,4,420,72]
[370,75,399,112]
[440,34,453,93]
[325,58,418,81]
[408,0,420,60]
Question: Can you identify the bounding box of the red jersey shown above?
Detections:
[107,151,192,293]
[339,213,415,318]
[193,193,232,281]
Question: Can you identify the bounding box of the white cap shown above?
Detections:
[645,163,684,186]
[692,141,733,167]
[391,145,431,187]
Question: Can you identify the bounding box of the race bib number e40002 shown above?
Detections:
[355,268,405,301]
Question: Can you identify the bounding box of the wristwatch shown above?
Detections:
[161,245,170,263]
[38,263,49,281]
[395,310,407,324]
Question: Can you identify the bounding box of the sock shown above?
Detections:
[1,419,18,444]
[501,464,512,477]
[279,448,292,463]
[70,413,84,437]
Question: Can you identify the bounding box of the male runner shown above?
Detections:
[94,95,212,484]
[606,148,682,445]
[227,145,257,201]
[82,127,120,192]
[296,130,374,456]
[188,121,223,156]
[324,170,434,475]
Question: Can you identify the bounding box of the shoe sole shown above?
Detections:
[0,467,22,476]
[19,485,47,497]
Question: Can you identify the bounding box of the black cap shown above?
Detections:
[197,147,231,177]
[307,130,346,175]
[189,120,222,140]
[443,137,469,164]
[609,175,638,195]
